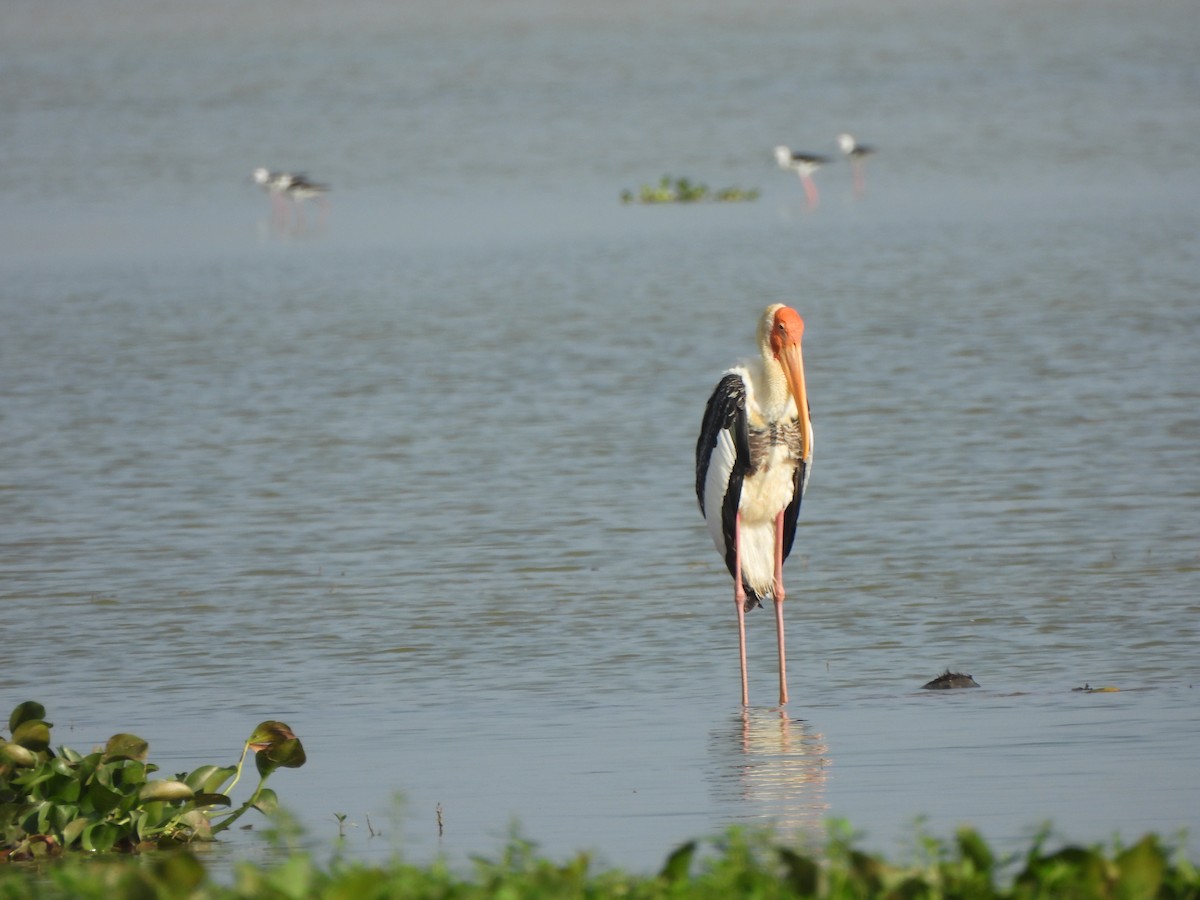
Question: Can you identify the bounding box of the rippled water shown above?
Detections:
[2,0,1198,874]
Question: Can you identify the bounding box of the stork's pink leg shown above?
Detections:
[734,512,749,707]
[773,509,789,707]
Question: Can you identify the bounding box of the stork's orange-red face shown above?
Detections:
[769,306,812,461]
[769,306,805,356]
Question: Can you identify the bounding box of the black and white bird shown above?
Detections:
[253,167,293,217]
[837,133,876,196]
[696,304,814,707]
[253,167,330,228]
[282,174,329,205]
[774,145,830,208]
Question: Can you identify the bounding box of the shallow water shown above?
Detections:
[2,0,1199,874]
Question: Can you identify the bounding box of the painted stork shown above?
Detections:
[696,304,813,707]
[774,146,829,208]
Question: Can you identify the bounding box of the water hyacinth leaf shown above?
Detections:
[113,760,149,792]
[956,827,995,873]
[13,765,56,790]
[246,721,296,752]
[252,787,280,815]
[192,792,233,808]
[54,777,82,804]
[138,780,195,802]
[51,802,80,833]
[103,733,149,762]
[1116,835,1165,898]
[1,741,37,767]
[658,840,696,885]
[11,720,51,753]
[245,721,306,777]
[175,809,214,842]
[85,780,124,815]
[1019,846,1108,894]
[22,800,51,835]
[81,821,120,853]
[255,737,306,777]
[185,764,236,794]
[8,701,47,734]
[62,817,88,848]
[778,847,819,896]
[848,849,886,892]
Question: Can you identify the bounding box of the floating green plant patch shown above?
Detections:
[0,701,306,860]
[622,176,760,204]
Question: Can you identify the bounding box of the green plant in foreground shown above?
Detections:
[0,823,1196,899]
[0,702,305,860]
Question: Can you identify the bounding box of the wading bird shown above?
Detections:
[696,304,814,707]
[774,146,829,208]
[837,133,876,197]
[253,167,293,222]
[253,167,331,230]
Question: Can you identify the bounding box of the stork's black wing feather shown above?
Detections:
[696,373,750,581]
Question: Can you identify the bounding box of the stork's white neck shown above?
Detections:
[744,352,792,427]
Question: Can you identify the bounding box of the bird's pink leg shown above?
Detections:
[773,509,789,707]
[801,175,820,209]
[734,512,749,707]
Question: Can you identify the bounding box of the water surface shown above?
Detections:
[2,0,1198,873]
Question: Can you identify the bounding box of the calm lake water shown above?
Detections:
[2,0,1198,875]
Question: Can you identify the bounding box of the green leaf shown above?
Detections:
[848,849,886,891]
[61,817,89,848]
[51,776,82,804]
[50,802,80,833]
[81,821,120,853]
[185,764,236,795]
[956,827,995,873]
[254,737,306,777]
[13,765,56,790]
[778,847,819,896]
[1116,835,1165,899]
[192,792,233,808]
[85,780,124,815]
[138,780,195,802]
[11,720,51,753]
[246,721,297,750]
[103,733,149,762]
[252,787,280,816]
[170,809,214,843]
[1,741,38,767]
[8,701,46,734]
[658,840,696,885]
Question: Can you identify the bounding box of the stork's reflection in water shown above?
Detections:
[709,708,831,843]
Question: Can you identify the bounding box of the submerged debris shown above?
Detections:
[922,670,981,690]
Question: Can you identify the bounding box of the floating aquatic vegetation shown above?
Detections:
[622,176,760,204]
[0,701,306,859]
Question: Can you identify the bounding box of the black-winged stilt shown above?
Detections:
[837,133,875,196]
[774,146,829,208]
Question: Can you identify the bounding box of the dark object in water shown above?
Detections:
[922,670,980,690]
